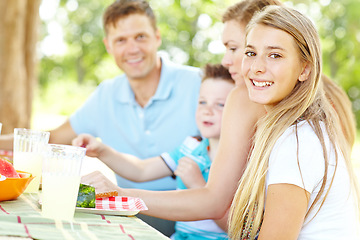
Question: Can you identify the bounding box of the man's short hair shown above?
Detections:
[103,0,157,35]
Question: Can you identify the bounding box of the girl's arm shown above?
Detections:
[214,209,229,231]
[82,86,266,221]
[258,184,310,240]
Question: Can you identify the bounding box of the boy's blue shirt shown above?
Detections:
[161,137,211,190]
[161,136,228,240]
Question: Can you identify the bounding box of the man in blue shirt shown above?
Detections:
[55,1,201,190]
[0,0,201,236]
[70,56,201,191]
[56,0,201,236]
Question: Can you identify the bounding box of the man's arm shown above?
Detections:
[49,120,77,145]
[0,134,15,150]
[0,119,77,151]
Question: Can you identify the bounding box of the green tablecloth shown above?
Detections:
[0,193,169,240]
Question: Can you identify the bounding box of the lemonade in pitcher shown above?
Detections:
[13,128,50,193]
[13,152,43,193]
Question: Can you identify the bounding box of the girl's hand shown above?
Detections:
[81,170,121,194]
[174,157,206,189]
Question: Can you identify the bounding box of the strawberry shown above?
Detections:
[0,157,20,178]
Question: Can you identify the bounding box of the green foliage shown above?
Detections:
[285,0,360,128]
[39,0,117,88]
[33,80,95,116]
[318,0,360,128]
[37,0,360,128]
[153,0,230,67]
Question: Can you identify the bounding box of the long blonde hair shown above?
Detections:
[223,1,356,150]
[228,5,359,239]
[322,74,357,147]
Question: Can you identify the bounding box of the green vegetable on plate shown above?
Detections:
[76,183,95,208]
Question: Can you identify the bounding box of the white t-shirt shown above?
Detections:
[266,121,360,240]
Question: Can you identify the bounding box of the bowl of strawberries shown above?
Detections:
[0,157,34,202]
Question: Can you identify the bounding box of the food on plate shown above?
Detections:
[76,183,96,208]
[0,157,20,178]
[76,183,119,208]
[96,190,119,199]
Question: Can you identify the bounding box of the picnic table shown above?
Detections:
[0,193,169,240]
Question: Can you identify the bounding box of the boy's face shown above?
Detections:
[103,14,161,81]
[196,79,234,139]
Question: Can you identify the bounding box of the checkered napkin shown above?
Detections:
[0,150,12,157]
[95,196,148,211]
[0,150,13,160]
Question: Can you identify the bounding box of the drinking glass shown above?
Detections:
[13,128,50,193]
[41,144,85,221]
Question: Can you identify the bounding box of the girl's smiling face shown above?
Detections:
[242,24,310,109]
[196,79,234,139]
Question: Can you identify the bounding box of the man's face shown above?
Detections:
[103,14,162,80]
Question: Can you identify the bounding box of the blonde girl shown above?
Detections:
[228,5,360,240]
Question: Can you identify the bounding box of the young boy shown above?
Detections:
[73,63,235,239]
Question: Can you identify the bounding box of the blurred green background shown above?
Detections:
[33,0,360,132]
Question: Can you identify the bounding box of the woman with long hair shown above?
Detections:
[228,5,360,239]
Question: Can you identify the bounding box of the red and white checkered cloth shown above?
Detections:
[95,196,148,211]
[0,150,13,158]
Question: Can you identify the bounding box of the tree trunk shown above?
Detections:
[0,0,41,134]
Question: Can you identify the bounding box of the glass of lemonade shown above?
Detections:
[13,128,50,193]
[41,144,85,221]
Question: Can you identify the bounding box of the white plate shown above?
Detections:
[75,207,139,216]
